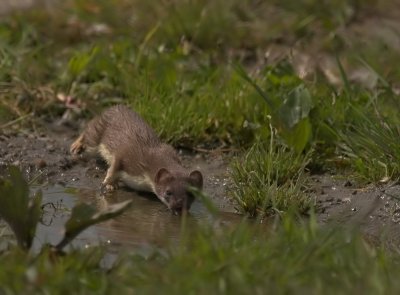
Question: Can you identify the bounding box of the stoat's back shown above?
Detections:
[93,105,161,153]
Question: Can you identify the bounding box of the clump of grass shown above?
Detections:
[0,247,109,294]
[340,106,400,182]
[122,217,399,294]
[1,215,400,294]
[0,0,398,151]
[230,132,313,217]
[61,40,271,146]
[126,64,270,147]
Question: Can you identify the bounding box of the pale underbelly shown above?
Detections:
[97,144,155,193]
[119,171,155,193]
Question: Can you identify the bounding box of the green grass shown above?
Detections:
[340,107,400,182]
[1,215,400,294]
[230,136,313,217]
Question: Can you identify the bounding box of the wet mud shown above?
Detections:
[2,124,400,251]
[0,123,240,252]
[313,174,400,243]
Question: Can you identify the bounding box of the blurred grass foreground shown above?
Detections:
[1,0,400,293]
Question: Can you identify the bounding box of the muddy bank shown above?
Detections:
[313,174,400,243]
[0,123,235,210]
[0,123,239,252]
[2,124,400,249]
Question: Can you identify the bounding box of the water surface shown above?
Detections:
[34,184,241,253]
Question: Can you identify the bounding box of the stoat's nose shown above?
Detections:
[170,199,185,213]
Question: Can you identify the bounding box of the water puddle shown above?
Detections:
[34,184,241,253]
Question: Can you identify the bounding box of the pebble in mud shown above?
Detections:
[46,144,56,152]
[34,158,47,169]
[344,180,353,187]
[59,157,77,170]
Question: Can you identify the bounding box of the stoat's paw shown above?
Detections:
[70,134,86,155]
[100,182,119,194]
[70,140,84,155]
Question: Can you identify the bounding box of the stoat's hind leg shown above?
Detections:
[101,157,121,193]
[71,112,106,155]
[70,134,85,154]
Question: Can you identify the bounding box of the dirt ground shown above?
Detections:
[0,119,236,211]
[2,119,400,245]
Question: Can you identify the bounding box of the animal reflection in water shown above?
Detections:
[82,188,198,246]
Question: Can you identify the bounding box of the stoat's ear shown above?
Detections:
[189,170,203,189]
[155,168,173,184]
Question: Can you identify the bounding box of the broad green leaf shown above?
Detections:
[56,200,132,250]
[282,118,312,153]
[235,65,313,152]
[0,166,42,250]
[278,85,313,129]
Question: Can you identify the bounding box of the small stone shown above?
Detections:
[352,190,358,195]
[46,144,55,152]
[380,176,390,184]
[34,159,47,169]
[351,207,357,212]
[60,158,75,170]
[344,180,352,187]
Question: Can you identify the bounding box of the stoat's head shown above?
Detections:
[154,168,203,214]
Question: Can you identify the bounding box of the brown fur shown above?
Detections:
[70,105,203,212]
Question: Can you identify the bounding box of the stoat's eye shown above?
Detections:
[166,190,173,197]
